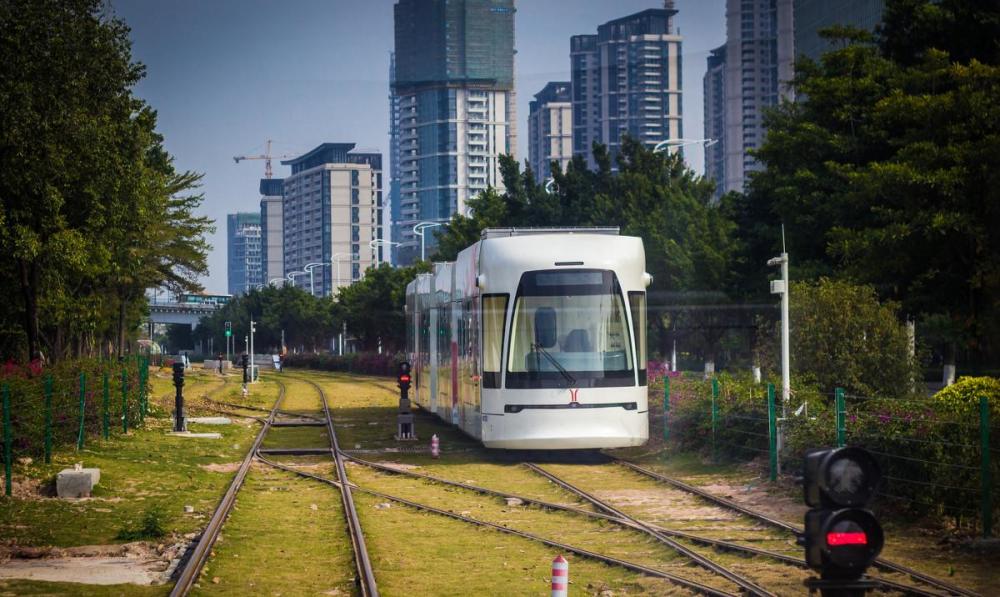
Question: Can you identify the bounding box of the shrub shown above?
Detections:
[116,508,166,541]
[933,376,1000,417]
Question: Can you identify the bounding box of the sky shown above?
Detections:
[112,0,726,295]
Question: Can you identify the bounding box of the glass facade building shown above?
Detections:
[227,212,263,296]
[703,45,726,201]
[259,178,284,285]
[570,8,683,168]
[391,0,516,265]
[794,0,884,62]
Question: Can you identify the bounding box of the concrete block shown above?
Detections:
[166,431,222,439]
[57,468,100,498]
[186,417,231,425]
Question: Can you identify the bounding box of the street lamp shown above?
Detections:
[303,262,330,296]
[286,270,308,290]
[544,178,557,194]
[413,221,442,262]
[331,253,351,293]
[267,277,286,287]
[652,138,718,153]
[369,239,401,268]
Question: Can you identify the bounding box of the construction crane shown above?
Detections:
[233,139,297,179]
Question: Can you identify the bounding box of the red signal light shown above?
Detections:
[827,532,868,546]
[399,374,411,383]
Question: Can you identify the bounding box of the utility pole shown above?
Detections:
[767,249,790,475]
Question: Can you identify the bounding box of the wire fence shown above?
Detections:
[653,371,997,537]
[1,356,151,497]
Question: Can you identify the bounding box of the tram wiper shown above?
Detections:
[531,343,576,386]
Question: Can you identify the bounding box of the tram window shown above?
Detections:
[481,294,507,388]
[506,270,635,389]
[629,292,647,385]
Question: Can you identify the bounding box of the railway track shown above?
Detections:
[169,376,379,597]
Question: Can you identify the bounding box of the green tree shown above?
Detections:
[336,262,431,352]
[734,0,1000,370]
[772,279,919,398]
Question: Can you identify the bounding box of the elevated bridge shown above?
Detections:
[146,302,219,329]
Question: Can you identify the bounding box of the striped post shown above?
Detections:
[551,555,568,597]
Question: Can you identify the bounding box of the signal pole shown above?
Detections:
[768,250,790,474]
[249,319,257,383]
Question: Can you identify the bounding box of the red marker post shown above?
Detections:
[551,555,568,597]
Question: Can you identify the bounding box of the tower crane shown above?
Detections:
[233,139,297,179]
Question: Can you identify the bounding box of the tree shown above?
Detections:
[337,262,431,352]
[769,279,919,398]
[733,0,1000,370]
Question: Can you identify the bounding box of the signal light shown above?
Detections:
[802,447,884,585]
[397,362,412,391]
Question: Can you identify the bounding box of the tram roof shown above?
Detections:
[481,227,619,239]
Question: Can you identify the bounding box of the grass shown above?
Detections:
[191,465,355,596]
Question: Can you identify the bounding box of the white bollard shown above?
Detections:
[551,555,568,597]
[430,434,440,458]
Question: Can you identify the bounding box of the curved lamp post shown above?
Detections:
[413,221,442,262]
[544,178,557,194]
[286,271,307,291]
[267,277,286,287]
[652,138,718,153]
[369,239,401,269]
[303,262,331,296]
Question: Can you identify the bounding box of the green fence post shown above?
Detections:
[767,383,777,482]
[121,369,128,434]
[139,360,147,423]
[711,378,719,462]
[982,396,992,538]
[663,376,670,441]
[3,384,11,497]
[835,387,846,448]
[102,372,110,440]
[77,373,86,450]
[43,375,52,464]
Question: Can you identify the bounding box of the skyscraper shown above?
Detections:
[703,44,727,200]
[570,7,682,168]
[279,143,383,297]
[528,81,572,180]
[721,0,794,195]
[259,178,284,285]
[391,0,516,265]
[794,0,885,62]
[227,212,263,296]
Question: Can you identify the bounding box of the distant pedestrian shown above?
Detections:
[217,353,224,374]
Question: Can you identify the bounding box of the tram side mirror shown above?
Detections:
[534,307,557,348]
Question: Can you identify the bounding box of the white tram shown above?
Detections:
[405,227,650,449]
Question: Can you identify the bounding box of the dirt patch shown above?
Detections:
[594,487,740,522]
[9,476,50,500]
[698,482,803,525]
[0,540,187,586]
[200,462,242,473]
[376,461,421,471]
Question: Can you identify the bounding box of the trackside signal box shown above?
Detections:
[396,362,415,441]
[801,446,884,596]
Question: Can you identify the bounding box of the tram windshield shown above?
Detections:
[506,269,635,388]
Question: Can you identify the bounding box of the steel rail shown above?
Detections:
[617,460,979,597]
[525,463,775,597]
[345,454,942,597]
[257,455,737,597]
[169,380,286,596]
[211,399,324,421]
[301,377,379,597]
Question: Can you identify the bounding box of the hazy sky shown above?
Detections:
[112,0,725,294]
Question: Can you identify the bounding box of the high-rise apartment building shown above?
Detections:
[391,0,516,265]
[528,81,572,180]
[388,53,402,265]
[794,0,884,62]
[570,7,682,168]
[279,143,383,297]
[703,45,727,200]
[226,212,263,296]
[720,0,794,195]
[259,178,284,285]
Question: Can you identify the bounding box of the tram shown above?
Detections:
[405,227,650,449]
